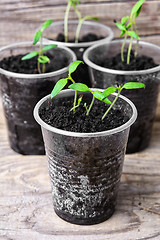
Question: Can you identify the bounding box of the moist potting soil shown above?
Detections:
[0,50,69,74]
[98,50,158,71]
[39,95,129,133]
[56,33,103,43]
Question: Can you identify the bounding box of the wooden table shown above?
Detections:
[0,100,160,240]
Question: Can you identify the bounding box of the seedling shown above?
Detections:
[51,60,145,120]
[115,0,146,64]
[51,60,83,112]
[64,0,98,43]
[22,19,57,73]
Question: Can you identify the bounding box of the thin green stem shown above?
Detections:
[74,6,82,43]
[127,36,133,64]
[73,91,77,113]
[38,61,41,74]
[69,75,77,113]
[64,1,71,42]
[74,6,81,21]
[75,19,83,43]
[70,104,78,111]
[102,89,121,120]
[121,34,127,62]
[40,35,43,55]
[86,95,95,116]
[42,63,45,73]
[38,35,43,74]
[133,21,139,58]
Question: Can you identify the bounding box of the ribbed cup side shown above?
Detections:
[42,127,130,225]
[1,73,68,154]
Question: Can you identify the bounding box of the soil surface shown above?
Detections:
[98,50,158,71]
[0,50,69,74]
[39,95,129,133]
[56,33,103,43]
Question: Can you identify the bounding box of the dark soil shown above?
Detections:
[39,95,129,133]
[56,33,103,43]
[0,50,69,74]
[99,50,158,71]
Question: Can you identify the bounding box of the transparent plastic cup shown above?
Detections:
[44,20,114,86]
[84,40,160,153]
[34,89,137,225]
[0,42,76,155]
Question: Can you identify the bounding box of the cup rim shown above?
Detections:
[83,39,160,75]
[43,20,114,48]
[0,41,76,79]
[34,88,137,137]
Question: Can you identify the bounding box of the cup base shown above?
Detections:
[54,207,115,225]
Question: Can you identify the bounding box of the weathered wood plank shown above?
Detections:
[0,0,160,46]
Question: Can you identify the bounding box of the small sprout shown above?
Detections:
[115,0,146,64]
[83,102,88,111]
[51,60,145,121]
[70,94,83,111]
[22,19,57,73]
[64,0,98,43]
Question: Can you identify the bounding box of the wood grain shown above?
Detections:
[0,97,160,239]
[0,1,160,238]
[0,0,160,46]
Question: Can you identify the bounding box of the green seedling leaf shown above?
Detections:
[122,82,145,89]
[131,0,146,16]
[135,6,142,18]
[102,97,112,105]
[121,16,129,25]
[102,86,117,98]
[115,22,126,31]
[33,30,42,45]
[84,16,98,21]
[21,51,39,60]
[68,61,83,75]
[41,19,53,31]
[38,56,50,63]
[93,90,104,101]
[127,31,140,39]
[42,44,57,52]
[126,23,131,30]
[51,78,68,98]
[120,30,125,37]
[78,95,83,105]
[93,90,112,104]
[69,83,90,92]
[70,0,80,7]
